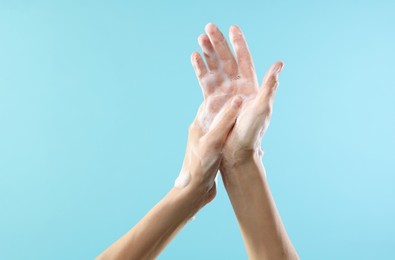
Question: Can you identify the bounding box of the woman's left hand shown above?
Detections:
[174,94,243,204]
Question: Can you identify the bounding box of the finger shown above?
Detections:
[191,52,208,82]
[198,34,218,71]
[205,96,243,149]
[229,25,257,82]
[191,52,209,96]
[205,23,238,77]
[255,61,284,114]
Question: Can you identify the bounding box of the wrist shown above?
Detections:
[221,147,263,175]
[220,151,267,192]
[172,179,214,215]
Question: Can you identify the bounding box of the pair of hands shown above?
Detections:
[175,23,284,204]
[95,24,293,260]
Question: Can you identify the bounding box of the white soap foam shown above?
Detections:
[214,170,219,185]
[174,169,190,188]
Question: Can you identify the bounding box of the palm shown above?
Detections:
[197,70,258,132]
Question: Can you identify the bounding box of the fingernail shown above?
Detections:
[231,96,243,108]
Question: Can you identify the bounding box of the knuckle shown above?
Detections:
[268,74,278,86]
[255,99,272,116]
[213,35,225,45]
[212,139,223,150]
[202,134,222,151]
[196,69,204,78]
[199,142,213,157]
[188,123,196,134]
[233,34,243,43]
[226,107,238,120]
[272,81,279,90]
[200,135,213,150]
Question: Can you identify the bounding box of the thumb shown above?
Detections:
[255,61,284,113]
[205,95,243,149]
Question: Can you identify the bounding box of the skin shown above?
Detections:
[193,23,299,260]
[97,23,298,260]
[96,94,243,259]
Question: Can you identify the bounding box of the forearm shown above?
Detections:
[221,154,298,260]
[97,186,204,260]
[96,90,243,259]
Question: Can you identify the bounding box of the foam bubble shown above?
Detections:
[174,169,191,188]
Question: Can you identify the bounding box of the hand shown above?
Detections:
[98,95,243,260]
[191,23,284,170]
[174,94,243,203]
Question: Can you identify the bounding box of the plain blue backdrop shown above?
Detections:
[1,1,394,259]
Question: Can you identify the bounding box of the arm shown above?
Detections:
[96,93,243,259]
[194,23,299,259]
[221,155,298,260]
[96,186,205,260]
[219,58,298,259]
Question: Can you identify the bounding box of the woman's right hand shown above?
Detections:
[190,23,284,171]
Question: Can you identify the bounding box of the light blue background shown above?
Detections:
[1,1,394,259]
